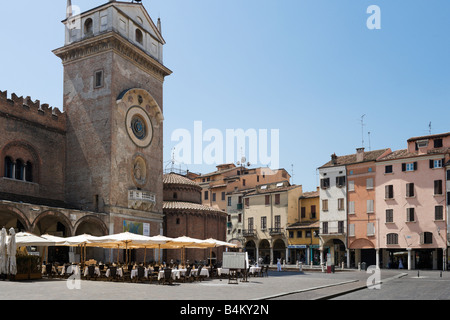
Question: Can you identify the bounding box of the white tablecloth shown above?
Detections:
[83,266,101,277]
[157,268,210,281]
[249,267,261,275]
[105,268,123,278]
[62,265,81,276]
[131,268,149,279]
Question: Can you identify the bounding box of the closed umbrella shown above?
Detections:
[7,228,17,276]
[0,228,6,275]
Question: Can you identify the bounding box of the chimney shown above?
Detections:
[331,153,338,165]
[356,148,365,162]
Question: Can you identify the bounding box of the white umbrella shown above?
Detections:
[0,228,7,275]
[14,233,56,247]
[7,228,17,276]
[41,234,69,246]
[201,238,238,248]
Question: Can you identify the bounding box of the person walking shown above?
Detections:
[277,258,282,272]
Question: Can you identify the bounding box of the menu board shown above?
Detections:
[222,252,248,269]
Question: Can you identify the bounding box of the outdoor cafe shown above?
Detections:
[0,228,266,284]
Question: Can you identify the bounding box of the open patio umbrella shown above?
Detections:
[14,233,56,247]
[162,236,215,264]
[7,228,17,276]
[0,228,7,275]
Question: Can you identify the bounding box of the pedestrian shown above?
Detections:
[277,258,282,272]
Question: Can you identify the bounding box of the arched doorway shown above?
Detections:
[0,205,29,232]
[245,240,256,262]
[32,211,72,263]
[75,216,108,264]
[272,239,286,264]
[323,239,346,266]
[259,239,271,264]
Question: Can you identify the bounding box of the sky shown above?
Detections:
[0,0,449,192]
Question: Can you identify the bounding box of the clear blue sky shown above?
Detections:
[1,0,449,192]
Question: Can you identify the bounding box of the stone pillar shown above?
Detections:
[376,249,380,269]
[346,249,350,269]
[407,248,412,271]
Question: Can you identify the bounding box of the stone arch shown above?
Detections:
[32,210,73,237]
[74,215,108,236]
[117,88,164,125]
[258,239,271,264]
[0,204,31,232]
[349,238,375,250]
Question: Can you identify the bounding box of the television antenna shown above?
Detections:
[361,114,366,148]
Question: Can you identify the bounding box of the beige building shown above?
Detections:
[242,181,302,264]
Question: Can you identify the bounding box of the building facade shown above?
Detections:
[346,148,392,268]
[318,156,348,267]
[376,133,449,270]
[163,173,228,264]
[1,1,172,263]
[286,189,320,265]
[242,181,302,264]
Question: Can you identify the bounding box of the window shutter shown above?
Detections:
[430,160,434,169]
[413,162,418,171]
[367,223,374,236]
[349,224,355,237]
[367,200,374,213]
[402,163,406,172]
[419,232,424,245]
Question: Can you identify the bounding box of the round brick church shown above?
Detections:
[163,173,228,265]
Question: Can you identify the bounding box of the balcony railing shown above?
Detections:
[269,228,284,236]
[242,229,256,237]
[320,227,346,236]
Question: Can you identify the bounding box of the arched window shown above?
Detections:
[4,157,13,178]
[25,161,33,182]
[84,18,93,36]
[135,28,143,45]
[15,159,24,181]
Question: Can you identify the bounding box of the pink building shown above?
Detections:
[376,133,450,270]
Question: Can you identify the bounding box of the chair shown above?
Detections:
[263,265,269,277]
[109,267,118,282]
[193,265,204,282]
[182,266,193,283]
[159,268,173,285]
[134,266,146,283]
[86,265,97,281]
[45,263,54,279]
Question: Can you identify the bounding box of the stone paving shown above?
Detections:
[0,268,407,300]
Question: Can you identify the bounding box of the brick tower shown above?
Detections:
[53,0,172,235]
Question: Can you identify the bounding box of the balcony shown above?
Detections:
[269,228,284,236]
[242,229,256,237]
[319,226,346,236]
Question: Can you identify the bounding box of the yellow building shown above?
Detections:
[286,189,321,265]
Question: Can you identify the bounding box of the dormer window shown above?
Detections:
[416,140,428,148]
[135,28,143,45]
[434,139,443,148]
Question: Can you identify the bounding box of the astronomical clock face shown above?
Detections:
[125,106,153,148]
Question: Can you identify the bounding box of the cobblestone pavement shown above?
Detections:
[0,268,407,300]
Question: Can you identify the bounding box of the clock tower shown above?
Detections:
[53,0,172,234]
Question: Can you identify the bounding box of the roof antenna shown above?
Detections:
[368,131,371,151]
[429,122,432,135]
[361,114,366,148]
